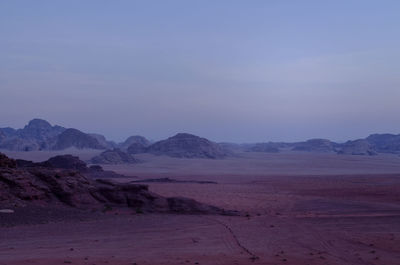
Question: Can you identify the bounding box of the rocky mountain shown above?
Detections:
[18,119,66,141]
[0,153,235,215]
[146,133,227,159]
[126,142,148,154]
[119,135,151,150]
[91,149,138,164]
[89,133,117,149]
[52,128,105,150]
[0,130,5,142]
[291,139,338,153]
[337,139,377,156]
[0,119,66,151]
[366,134,400,153]
[0,119,111,151]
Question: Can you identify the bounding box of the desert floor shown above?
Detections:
[1,151,400,265]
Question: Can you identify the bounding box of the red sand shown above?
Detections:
[1,152,400,264]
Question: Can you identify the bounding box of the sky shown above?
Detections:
[1,0,400,143]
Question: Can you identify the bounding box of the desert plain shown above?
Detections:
[1,150,400,265]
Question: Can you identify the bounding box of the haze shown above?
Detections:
[1,0,400,143]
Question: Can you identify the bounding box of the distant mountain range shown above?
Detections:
[1,119,400,161]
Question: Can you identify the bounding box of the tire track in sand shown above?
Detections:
[204,217,259,262]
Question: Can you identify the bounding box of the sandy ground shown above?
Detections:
[1,151,400,264]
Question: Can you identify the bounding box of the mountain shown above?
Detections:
[119,135,151,150]
[91,149,138,164]
[53,128,105,150]
[0,130,5,142]
[291,139,338,153]
[126,142,148,154]
[337,139,377,156]
[146,133,227,159]
[19,119,65,141]
[366,134,400,153]
[89,133,117,149]
[0,119,114,151]
[0,119,66,151]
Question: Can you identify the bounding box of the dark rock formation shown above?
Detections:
[0,138,40,151]
[0,127,17,138]
[19,119,65,142]
[131,177,217,184]
[0,119,112,151]
[337,139,377,156]
[292,139,337,153]
[0,153,17,168]
[53,128,105,150]
[89,133,117,149]
[146,133,227,159]
[91,149,138,164]
[126,142,148,154]
[39,155,89,171]
[0,130,5,142]
[119,135,151,150]
[0,153,235,215]
[366,134,400,154]
[0,119,66,151]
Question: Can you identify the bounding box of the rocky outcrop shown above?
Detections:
[0,153,17,168]
[0,138,40,152]
[89,133,117,149]
[53,128,105,150]
[91,149,138,164]
[337,139,377,156]
[0,119,65,151]
[0,119,111,151]
[292,139,337,153]
[19,119,65,142]
[146,133,227,159]
[126,142,148,154]
[119,135,150,150]
[366,134,400,154]
[0,130,5,142]
[0,153,235,215]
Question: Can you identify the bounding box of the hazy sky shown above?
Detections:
[1,1,400,143]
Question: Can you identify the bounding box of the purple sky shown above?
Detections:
[1,1,400,143]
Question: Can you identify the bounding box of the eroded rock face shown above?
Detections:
[292,139,338,153]
[53,128,105,150]
[119,135,150,151]
[337,139,377,156]
[127,142,148,154]
[146,133,228,159]
[0,153,233,215]
[91,149,138,164]
[366,134,400,153]
[0,153,16,168]
[39,155,89,171]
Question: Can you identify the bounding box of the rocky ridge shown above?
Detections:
[0,153,235,215]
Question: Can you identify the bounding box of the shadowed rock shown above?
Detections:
[119,135,151,151]
[146,133,228,159]
[366,134,400,154]
[127,142,148,154]
[337,139,377,156]
[91,149,138,164]
[53,128,105,150]
[0,153,236,215]
[292,139,338,153]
